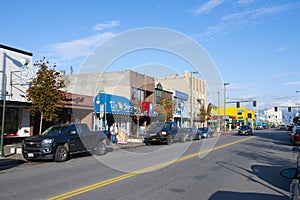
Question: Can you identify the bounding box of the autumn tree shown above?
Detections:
[23,58,66,134]
[199,103,213,127]
[157,98,175,122]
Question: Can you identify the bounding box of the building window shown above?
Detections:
[131,87,145,103]
[155,90,162,103]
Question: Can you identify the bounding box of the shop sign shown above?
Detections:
[94,93,134,114]
[141,102,155,117]
[174,90,188,100]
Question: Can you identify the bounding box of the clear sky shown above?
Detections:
[1,0,300,111]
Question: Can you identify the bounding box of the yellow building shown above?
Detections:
[210,106,256,130]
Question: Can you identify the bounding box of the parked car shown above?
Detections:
[22,123,108,162]
[255,125,263,130]
[292,128,300,145]
[280,125,286,130]
[287,125,294,132]
[238,125,253,136]
[185,127,200,141]
[198,127,214,139]
[144,122,186,145]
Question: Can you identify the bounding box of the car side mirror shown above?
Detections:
[280,168,298,179]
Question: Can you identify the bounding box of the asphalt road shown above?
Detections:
[0,129,297,200]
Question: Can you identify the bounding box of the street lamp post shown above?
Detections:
[0,71,7,157]
[297,91,300,118]
[190,71,198,127]
[223,83,230,132]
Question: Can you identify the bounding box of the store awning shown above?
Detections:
[94,93,134,115]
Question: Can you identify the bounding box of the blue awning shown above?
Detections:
[94,93,134,115]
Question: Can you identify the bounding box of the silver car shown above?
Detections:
[185,128,200,141]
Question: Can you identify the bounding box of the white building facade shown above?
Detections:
[156,70,207,128]
[0,44,33,137]
[264,108,283,125]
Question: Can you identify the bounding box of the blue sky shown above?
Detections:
[1,0,300,111]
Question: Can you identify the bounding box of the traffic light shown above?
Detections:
[253,100,256,107]
[236,102,240,108]
[248,113,252,118]
[274,107,277,112]
[288,107,291,112]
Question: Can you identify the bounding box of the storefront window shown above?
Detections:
[0,107,19,134]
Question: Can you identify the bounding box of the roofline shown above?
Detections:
[0,44,33,56]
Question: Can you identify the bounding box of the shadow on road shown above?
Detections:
[0,159,26,171]
[251,164,291,193]
[208,191,286,200]
[215,161,291,199]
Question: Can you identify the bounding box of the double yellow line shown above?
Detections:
[47,136,254,200]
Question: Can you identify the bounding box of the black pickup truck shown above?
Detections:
[143,122,186,145]
[22,123,108,162]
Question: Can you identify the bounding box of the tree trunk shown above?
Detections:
[39,112,43,135]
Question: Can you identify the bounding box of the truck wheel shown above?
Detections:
[166,136,172,145]
[54,145,68,162]
[95,141,106,156]
[189,135,194,141]
[180,135,186,143]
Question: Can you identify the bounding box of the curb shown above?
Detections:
[108,142,145,150]
[213,131,236,137]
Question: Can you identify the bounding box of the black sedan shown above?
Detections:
[238,125,253,136]
[198,127,214,139]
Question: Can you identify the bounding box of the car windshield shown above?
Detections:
[163,123,172,129]
[240,126,250,130]
[42,125,70,135]
[187,128,195,131]
[199,128,208,131]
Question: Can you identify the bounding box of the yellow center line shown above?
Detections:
[47,136,254,200]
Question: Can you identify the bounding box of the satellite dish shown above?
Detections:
[20,58,30,66]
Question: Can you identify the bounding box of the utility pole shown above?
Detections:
[0,71,7,157]
[217,91,220,132]
[223,83,230,131]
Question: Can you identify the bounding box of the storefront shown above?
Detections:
[61,93,94,128]
[1,102,31,137]
[173,90,189,128]
[93,92,134,136]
